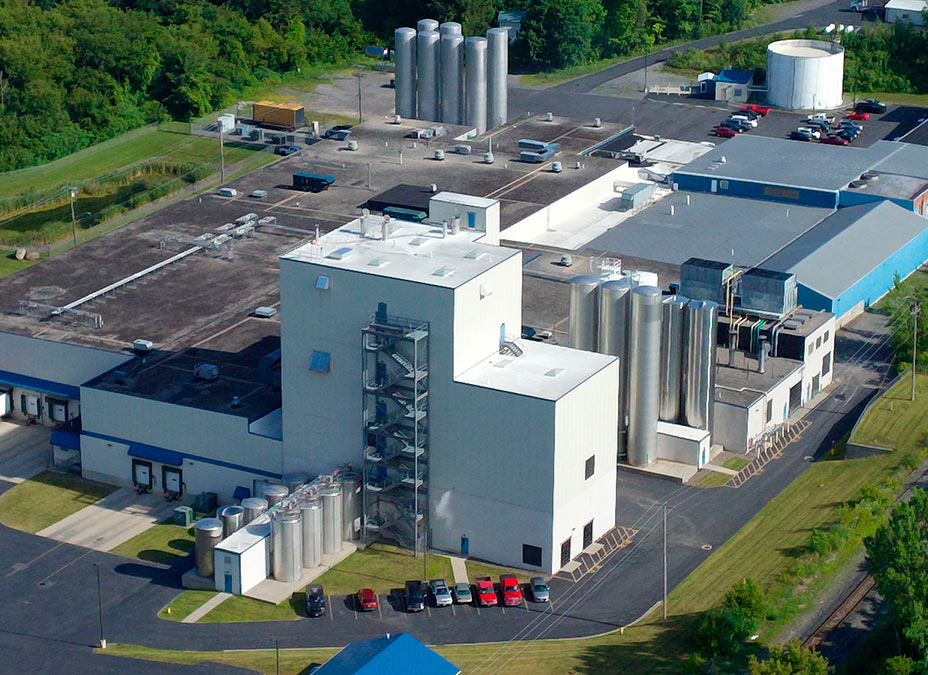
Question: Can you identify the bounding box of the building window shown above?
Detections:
[523,544,542,567]
[719,180,729,190]
[309,350,331,372]
[315,275,330,290]
[816,336,822,349]
[763,186,800,200]
[824,330,829,342]
[583,520,594,549]
[823,352,832,376]
[807,342,814,356]
[585,455,595,480]
[766,399,773,423]
[560,538,571,567]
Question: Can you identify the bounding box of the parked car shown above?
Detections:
[453,582,472,604]
[405,580,426,612]
[797,126,822,139]
[475,577,498,607]
[530,577,550,603]
[250,190,268,198]
[741,103,771,116]
[217,187,238,197]
[736,109,759,120]
[835,128,857,141]
[857,98,886,114]
[429,579,453,607]
[806,113,836,124]
[720,119,748,132]
[713,125,737,138]
[499,575,523,606]
[790,129,813,141]
[847,111,869,121]
[821,135,849,146]
[305,584,326,617]
[807,120,831,133]
[838,121,862,134]
[275,144,301,156]
[356,588,378,611]
[323,128,351,140]
[729,114,758,128]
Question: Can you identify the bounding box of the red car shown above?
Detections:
[713,125,737,138]
[355,588,378,611]
[741,104,771,116]
[821,135,849,146]
[499,575,524,606]
[847,112,870,121]
[475,577,498,607]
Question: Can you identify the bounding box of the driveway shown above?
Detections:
[0,420,51,484]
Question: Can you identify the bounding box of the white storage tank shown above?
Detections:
[766,39,844,110]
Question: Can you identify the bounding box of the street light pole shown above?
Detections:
[94,562,106,649]
[356,72,364,124]
[662,503,668,621]
[273,638,279,675]
[219,127,225,184]
[910,297,920,401]
[69,189,78,248]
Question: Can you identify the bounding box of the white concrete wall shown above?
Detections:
[551,361,619,566]
[713,397,753,453]
[429,197,501,245]
[5,387,79,426]
[886,5,925,25]
[800,316,836,398]
[656,423,711,467]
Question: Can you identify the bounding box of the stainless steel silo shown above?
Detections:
[465,37,488,134]
[440,33,464,124]
[217,505,244,538]
[439,21,462,36]
[568,275,601,352]
[194,518,224,578]
[241,497,268,524]
[322,485,343,554]
[281,472,308,493]
[417,18,438,32]
[599,278,632,458]
[341,474,361,541]
[301,500,323,568]
[417,30,440,122]
[486,27,509,128]
[659,295,687,422]
[627,286,662,467]
[263,483,289,507]
[272,510,303,583]
[394,27,417,118]
[683,300,720,434]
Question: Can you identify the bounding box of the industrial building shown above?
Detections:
[697,69,755,103]
[884,0,926,24]
[766,39,845,110]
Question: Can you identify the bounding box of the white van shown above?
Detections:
[218,187,238,197]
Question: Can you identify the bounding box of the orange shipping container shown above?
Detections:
[252,101,305,128]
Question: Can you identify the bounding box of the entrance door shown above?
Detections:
[467,212,476,229]
[132,459,152,488]
[560,538,571,567]
[163,467,182,493]
[812,374,820,394]
[224,573,233,593]
[710,179,718,193]
[583,520,594,549]
[461,536,469,556]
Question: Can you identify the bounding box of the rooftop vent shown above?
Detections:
[194,363,219,381]
[545,368,565,378]
[368,256,390,268]
[432,266,454,278]
[464,249,488,260]
[328,247,353,260]
[493,358,512,368]
[254,306,277,318]
[231,396,241,408]
[409,237,428,247]
[133,339,154,354]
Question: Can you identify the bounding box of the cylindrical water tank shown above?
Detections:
[272,510,302,582]
[417,30,440,122]
[194,518,224,578]
[440,33,464,124]
[417,18,439,33]
[486,27,509,129]
[568,275,601,352]
[766,39,844,110]
[465,37,488,134]
[217,505,244,538]
[659,295,687,422]
[281,472,308,493]
[263,483,289,507]
[342,474,361,541]
[683,300,719,434]
[599,279,632,458]
[394,28,417,119]
[301,500,323,568]
[322,485,343,555]
[627,286,662,467]
[241,497,268,524]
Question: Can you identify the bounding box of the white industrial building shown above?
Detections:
[885,0,926,25]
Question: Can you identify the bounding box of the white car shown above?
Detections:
[217,187,238,197]
[250,190,268,198]
[807,113,835,124]
[429,579,453,607]
[729,115,757,128]
[797,126,822,139]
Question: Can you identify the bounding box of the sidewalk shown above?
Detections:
[448,555,468,584]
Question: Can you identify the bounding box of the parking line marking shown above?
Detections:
[328,596,334,621]
[6,542,66,577]
[501,605,506,615]
[36,549,93,585]
[377,597,383,619]
[475,606,480,615]
[426,604,431,617]
[451,604,456,617]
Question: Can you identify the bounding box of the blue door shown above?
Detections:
[467,212,476,229]
[461,536,469,556]
[224,574,233,593]
[500,323,506,345]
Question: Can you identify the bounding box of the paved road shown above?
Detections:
[0,311,893,671]
[548,0,864,96]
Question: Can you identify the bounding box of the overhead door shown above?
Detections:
[788,382,802,415]
[0,389,9,417]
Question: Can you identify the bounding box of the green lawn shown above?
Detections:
[110,517,196,564]
[99,644,337,674]
[311,544,454,595]
[158,590,217,622]
[849,372,928,450]
[465,559,533,584]
[697,470,733,488]
[723,456,752,472]
[0,470,114,533]
[0,251,38,278]
[199,593,305,623]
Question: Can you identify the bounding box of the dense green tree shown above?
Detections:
[511,0,605,69]
[880,656,924,675]
[748,641,832,675]
[427,0,497,35]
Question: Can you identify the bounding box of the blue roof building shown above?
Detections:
[313,632,461,675]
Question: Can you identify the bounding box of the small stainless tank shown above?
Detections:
[217,505,244,538]
[194,518,224,578]
[301,500,323,568]
[263,484,289,507]
[322,485,343,555]
[271,510,303,582]
[241,497,268,524]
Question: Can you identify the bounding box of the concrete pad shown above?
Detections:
[0,421,51,484]
[447,555,468,584]
[37,487,180,551]
[182,592,231,623]
[182,568,217,590]
[703,464,739,476]
[618,459,698,484]
[244,542,357,605]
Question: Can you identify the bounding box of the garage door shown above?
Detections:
[788,382,802,415]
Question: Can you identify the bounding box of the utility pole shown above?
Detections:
[69,189,78,248]
[219,127,225,184]
[356,71,364,124]
[273,638,279,675]
[909,296,920,401]
[662,503,668,621]
[94,562,106,649]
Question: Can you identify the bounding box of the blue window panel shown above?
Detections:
[233,485,251,500]
[310,351,331,372]
[315,275,330,290]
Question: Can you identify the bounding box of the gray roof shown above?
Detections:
[587,191,832,267]
[0,331,132,393]
[763,201,928,299]
[675,135,899,191]
[871,141,928,181]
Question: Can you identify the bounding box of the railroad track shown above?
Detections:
[803,574,875,650]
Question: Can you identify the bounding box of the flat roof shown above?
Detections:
[675,135,898,191]
[587,191,832,267]
[431,191,497,209]
[885,0,926,10]
[845,172,928,200]
[282,218,520,289]
[715,347,803,407]
[456,340,617,401]
[216,518,270,554]
[871,141,928,181]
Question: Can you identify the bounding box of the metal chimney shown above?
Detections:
[759,339,768,374]
[728,327,737,367]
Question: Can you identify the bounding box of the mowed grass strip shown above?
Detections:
[311,543,454,595]
[850,373,928,450]
[98,643,338,673]
[109,517,196,564]
[0,470,114,533]
[158,590,217,622]
[199,593,305,623]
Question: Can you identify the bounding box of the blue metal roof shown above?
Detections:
[314,633,460,675]
[127,442,183,467]
[0,370,80,400]
[717,69,753,84]
[50,429,81,451]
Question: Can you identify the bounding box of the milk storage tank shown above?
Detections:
[194,518,224,577]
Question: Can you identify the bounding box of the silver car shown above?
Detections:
[429,578,453,607]
[530,576,550,603]
[452,582,472,604]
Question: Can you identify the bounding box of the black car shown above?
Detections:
[807,120,831,133]
[856,98,886,114]
[790,129,813,142]
[305,584,326,617]
[835,128,856,141]
[720,119,749,132]
[405,580,426,612]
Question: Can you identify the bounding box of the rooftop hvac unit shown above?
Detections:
[133,339,154,353]
[254,306,277,318]
[194,363,220,380]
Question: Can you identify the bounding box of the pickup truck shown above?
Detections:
[499,575,524,606]
[475,577,498,607]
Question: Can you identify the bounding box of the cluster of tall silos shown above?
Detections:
[395,20,508,133]
[568,276,719,467]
